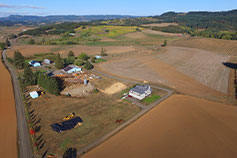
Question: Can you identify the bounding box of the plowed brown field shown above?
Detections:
[170,37,237,55]
[0,53,17,158]
[6,45,136,58]
[84,95,237,158]
[99,46,228,98]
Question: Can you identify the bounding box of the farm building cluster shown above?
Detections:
[29,59,51,67]
[29,62,101,98]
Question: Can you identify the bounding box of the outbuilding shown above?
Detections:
[44,59,51,64]
[29,60,41,67]
[95,55,102,59]
[63,65,82,74]
[30,91,39,99]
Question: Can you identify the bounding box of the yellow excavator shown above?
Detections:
[63,112,75,121]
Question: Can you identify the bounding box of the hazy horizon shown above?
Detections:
[0,0,236,17]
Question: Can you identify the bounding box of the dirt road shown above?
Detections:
[84,95,237,158]
[0,51,17,158]
[2,50,33,158]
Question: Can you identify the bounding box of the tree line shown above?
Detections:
[13,51,60,95]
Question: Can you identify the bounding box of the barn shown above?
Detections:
[63,65,82,74]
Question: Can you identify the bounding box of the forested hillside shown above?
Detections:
[150,10,237,40]
[14,9,237,40]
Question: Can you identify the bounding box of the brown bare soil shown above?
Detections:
[84,95,237,158]
[0,53,17,158]
[99,37,117,42]
[142,29,182,37]
[170,37,237,55]
[125,32,148,39]
[99,46,228,100]
[6,45,136,58]
[153,46,230,94]
[142,23,178,27]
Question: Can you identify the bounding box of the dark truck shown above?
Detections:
[50,117,82,133]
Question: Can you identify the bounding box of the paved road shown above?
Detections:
[77,70,173,156]
[2,50,33,158]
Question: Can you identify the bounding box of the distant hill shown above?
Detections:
[154,9,237,31]
[0,15,139,26]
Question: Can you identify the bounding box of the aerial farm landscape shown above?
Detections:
[0,1,237,158]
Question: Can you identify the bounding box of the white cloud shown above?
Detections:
[0,3,45,9]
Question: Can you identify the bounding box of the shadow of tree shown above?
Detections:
[34,126,41,132]
[223,62,237,99]
[223,62,237,69]
[41,148,49,158]
[36,133,44,141]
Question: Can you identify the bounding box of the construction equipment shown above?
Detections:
[50,117,83,133]
[63,112,75,121]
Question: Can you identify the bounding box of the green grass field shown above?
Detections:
[95,58,107,63]
[142,94,160,105]
[75,25,141,38]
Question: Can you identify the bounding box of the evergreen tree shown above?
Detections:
[91,56,96,63]
[101,48,107,56]
[14,51,25,69]
[64,57,75,65]
[164,40,167,46]
[28,39,35,45]
[23,64,35,86]
[5,38,10,47]
[37,73,60,95]
[84,61,94,70]
[0,42,5,50]
[68,51,75,57]
[55,53,64,69]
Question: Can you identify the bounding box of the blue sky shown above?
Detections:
[0,0,236,17]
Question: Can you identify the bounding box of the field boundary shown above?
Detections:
[2,50,33,158]
[78,70,173,156]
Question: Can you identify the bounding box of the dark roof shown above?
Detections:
[63,65,73,72]
[130,85,151,95]
[30,60,38,64]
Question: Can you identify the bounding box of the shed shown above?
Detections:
[95,55,102,59]
[44,59,51,64]
[29,60,41,67]
[30,91,39,99]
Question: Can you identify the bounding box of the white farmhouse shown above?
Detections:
[129,85,152,100]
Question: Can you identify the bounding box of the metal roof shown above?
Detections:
[130,85,151,95]
[63,65,73,72]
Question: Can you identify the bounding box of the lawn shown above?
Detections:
[142,94,160,105]
[95,58,107,63]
